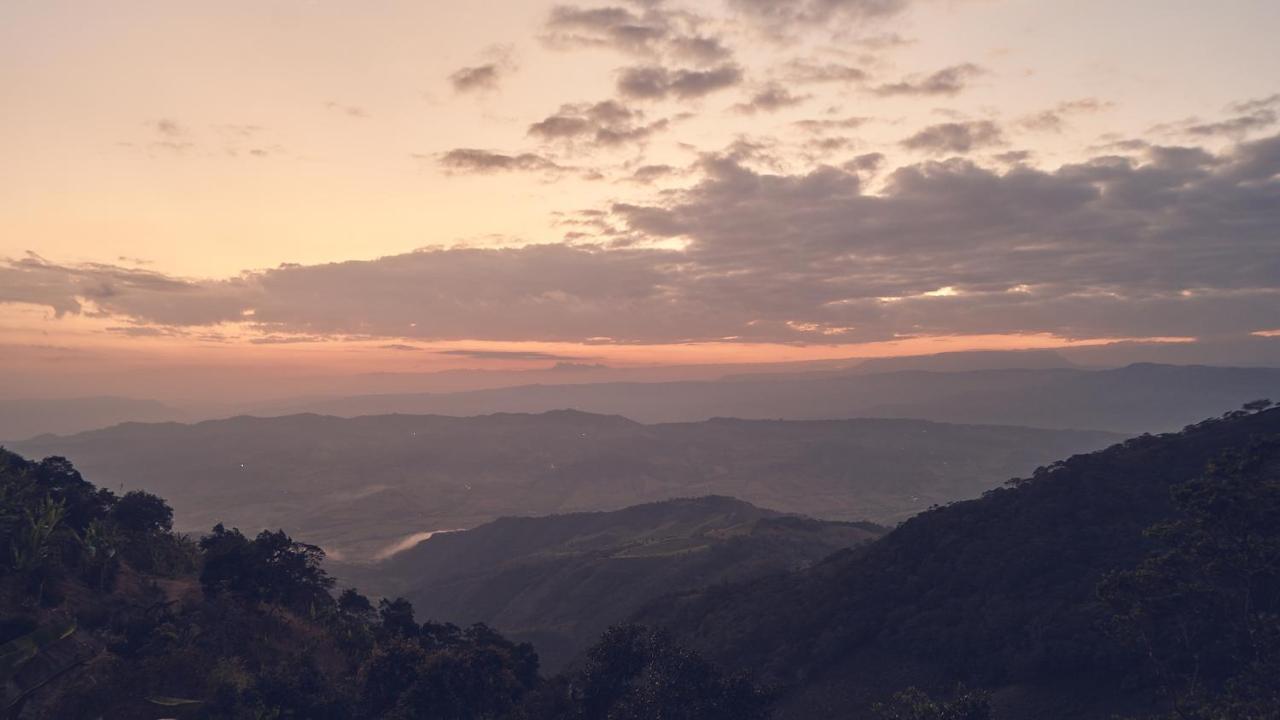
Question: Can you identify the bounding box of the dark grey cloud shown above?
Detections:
[617,64,743,100]
[105,325,186,338]
[449,46,517,93]
[542,4,733,67]
[450,64,502,92]
[993,150,1034,165]
[668,35,733,65]
[380,343,421,351]
[528,100,669,147]
[1018,98,1113,133]
[544,5,668,54]
[435,349,598,361]
[7,133,1279,345]
[733,84,811,114]
[0,253,248,324]
[436,148,568,174]
[874,63,985,97]
[628,164,679,183]
[1147,96,1280,140]
[842,152,885,173]
[901,120,1004,154]
[1185,96,1279,138]
[729,0,909,33]
[782,60,870,85]
[793,115,870,133]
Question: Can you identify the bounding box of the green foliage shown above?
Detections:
[636,406,1280,717]
[0,620,76,684]
[199,524,335,612]
[1100,435,1280,718]
[569,625,773,720]
[10,495,66,573]
[112,490,174,535]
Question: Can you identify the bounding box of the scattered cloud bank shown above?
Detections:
[7,132,1279,345]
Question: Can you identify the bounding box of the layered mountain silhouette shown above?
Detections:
[335,496,883,671]
[254,363,1280,433]
[0,396,185,442]
[12,411,1115,561]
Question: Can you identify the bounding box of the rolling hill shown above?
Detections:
[10,411,1117,561]
[335,496,884,671]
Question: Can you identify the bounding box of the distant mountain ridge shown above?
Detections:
[0,396,185,442]
[259,363,1280,433]
[334,495,884,671]
[10,411,1116,561]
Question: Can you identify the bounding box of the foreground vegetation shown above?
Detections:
[2,401,1278,718]
[0,448,769,719]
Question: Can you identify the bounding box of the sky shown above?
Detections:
[2,0,1279,400]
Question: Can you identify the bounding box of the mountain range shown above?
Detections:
[246,363,1280,434]
[10,411,1116,561]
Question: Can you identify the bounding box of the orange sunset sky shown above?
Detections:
[2,0,1279,402]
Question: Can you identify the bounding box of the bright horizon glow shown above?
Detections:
[2,0,1278,395]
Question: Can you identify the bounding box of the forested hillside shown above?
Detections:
[637,402,1280,718]
[338,496,883,670]
[0,448,771,719]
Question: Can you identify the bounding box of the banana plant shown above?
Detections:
[10,496,66,573]
[0,620,76,685]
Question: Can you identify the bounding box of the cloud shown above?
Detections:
[901,120,1004,154]
[544,5,667,54]
[782,60,870,85]
[628,164,679,183]
[7,133,1280,345]
[1185,95,1279,138]
[436,148,569,174]
[617,64,743,100]
[874,63,985,96]
[793,116,870,133]
[729,0,910,34]
[733,84,811,114]
[668,36,733,65]
[449,46,517,93]
[542,3,732,66]
[527,100,669,147]
[154,119,184,137]
[450,64,502,92]
[1018,98,1114,133]
[380,343,422,351]
[435,349,598,361]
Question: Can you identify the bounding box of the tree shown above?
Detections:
[379,597,419,639]
[198,524,334,611]
[110,490,173,535]
[573,625,773,720]
[339,587,376,621]
[1100,438,1280,718]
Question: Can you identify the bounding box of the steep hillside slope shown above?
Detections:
[337,496,883,671]
[636,405,1280,719]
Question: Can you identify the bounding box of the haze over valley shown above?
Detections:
[3,0,1279,717]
